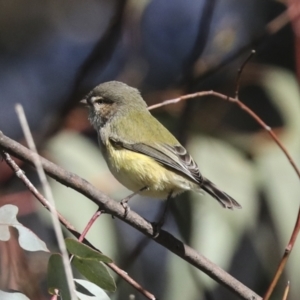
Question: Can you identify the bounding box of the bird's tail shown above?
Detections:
[201,178,242,210]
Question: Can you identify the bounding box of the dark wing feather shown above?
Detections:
[202,178,242,209]
[109,137,203,184]
[162,144,202,183]
[110,137,242,209]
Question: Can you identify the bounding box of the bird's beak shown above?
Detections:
[80,99,88,105]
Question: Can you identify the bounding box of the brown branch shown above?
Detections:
[149,91,300,178]
[263,209,300,300]
[0,150,156,300]
[78,210,102,243]
[0,131,260,300]
[149,90,300,300]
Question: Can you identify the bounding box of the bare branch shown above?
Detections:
[234,50,256,99]
[149,91,300,179]
[0,131,260,300]
[0,150,156,300]
[78,209,102,243]
[149,89,300,300]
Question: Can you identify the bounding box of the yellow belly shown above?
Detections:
[105,142,194,199]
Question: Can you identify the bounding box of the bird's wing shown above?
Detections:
[109,137,203,184]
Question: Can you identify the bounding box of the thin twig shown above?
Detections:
[78,210,102,242]
[149,90,300,300]
[263,3,300,298]
[234,50,256,99]
[0,131,260,300]
[0,151,74,230]
[14,104,77,299]
[148,91,210,110]
[263,210,300,300]
[0,150,156,300]
[282,281,290,300]
[226,97,300,300]
[69,210,102,263]
[149,91,300,178]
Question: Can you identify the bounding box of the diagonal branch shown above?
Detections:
[0,130,260,300]
[0,150,156,300]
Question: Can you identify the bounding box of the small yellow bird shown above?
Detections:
[81,81,242,210]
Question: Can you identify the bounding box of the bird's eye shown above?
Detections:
[91,96,110,104]
[91,97,105,104]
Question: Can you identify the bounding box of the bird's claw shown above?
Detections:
[151,221,163,238]
[120,199,130,217]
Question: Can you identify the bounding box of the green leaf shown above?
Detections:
[72,257,116,292]
[65,238,112,263]
[74,279,111,300]
[47,254,72,300]
[0,290,30,300]
[0,205,48,252]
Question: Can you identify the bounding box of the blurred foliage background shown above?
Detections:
[0,0,300,299]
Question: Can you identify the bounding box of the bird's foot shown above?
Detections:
[151,220,163,238]
[120,186,148,218]
[120,198,131,217]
